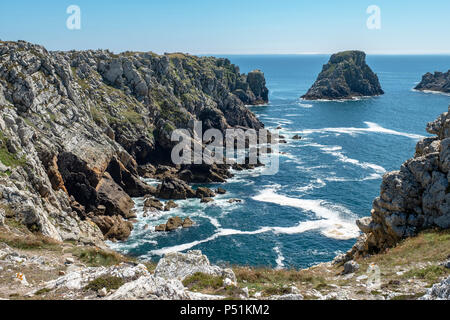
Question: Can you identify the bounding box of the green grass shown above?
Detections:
[84,276,124,292]
[182,272,224,292]
[70,247,125,267]
[404,265,449,283]
[0,227,61,251]
[35,288,52,296]
[0,132,27,168]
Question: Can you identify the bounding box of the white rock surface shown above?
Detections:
[154,250,237,284]
[421,276,450,300]
[37,263,149,292]
[106,275,189,300]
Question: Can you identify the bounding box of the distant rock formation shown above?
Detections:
[415,70,450,93]
[302,51,384,100]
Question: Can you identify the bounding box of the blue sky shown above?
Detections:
[1,0,449,54]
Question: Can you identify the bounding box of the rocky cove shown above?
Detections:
[0,41,450,300]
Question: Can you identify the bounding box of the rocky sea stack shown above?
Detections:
[0,40,269,244]
[415,70,450,94]
[302,50,384,100]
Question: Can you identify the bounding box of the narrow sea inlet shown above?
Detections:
[110,55,450,269]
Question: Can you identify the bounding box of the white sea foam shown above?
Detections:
[295,178,327,193]
[252,188,360,240]
[274,246,285,270]
[411,88,450,97]
[296,122,424,140]
[297,102,313,108]
[300,142,386,174]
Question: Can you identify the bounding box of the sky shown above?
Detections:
[1,0,450,55]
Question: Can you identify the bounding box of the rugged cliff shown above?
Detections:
[341,107,450,259]
[302,51,384,100]
[415,70,450,94]
[0,40,269,244]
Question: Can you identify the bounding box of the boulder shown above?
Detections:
[163,200,178,211]
[201,197,214,203]
[343,260,360,274]
[420,276,450,300]
[196,187,216,199]
[106,157,154,197]
[166,216,183,231]
[91,215,133,241]
[216,187,227,195]
[292,134,302,140]
[144,197,164,211]
[154,250,237,283]
[157,177,196,200]
[96,173,135,219]
[106,275,189,300]
[182,217,194,228]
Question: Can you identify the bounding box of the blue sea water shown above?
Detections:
[111,55,450,269]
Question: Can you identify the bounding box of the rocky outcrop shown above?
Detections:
[0,40,269,243]
[154,250,237,284]
[415,71,450,94]
[155,216,193,232]
[302,51,384,100]
[157,177,196,199]
[421,276,450,300]
[352,107,450,255]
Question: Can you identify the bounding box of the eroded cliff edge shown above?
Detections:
[0,40,269,245]
[337,106,450,263]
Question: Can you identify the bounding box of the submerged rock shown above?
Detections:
[302,51,384,100]
[163,200,178,211]
[155,216,194,232]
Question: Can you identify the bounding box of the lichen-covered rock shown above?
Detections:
[105,275,189,300]
[302,51,384,100]
[36,263,149,292]
[420,276,450,300]
[354,106,450,254]
[154,250,237,284]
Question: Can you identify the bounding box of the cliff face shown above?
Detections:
[302,51,384,100]
[0,40,269,244]
[353,107,450,255]
[415,71,450,93]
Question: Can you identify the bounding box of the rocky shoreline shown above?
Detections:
[0,40,269,245]
[1,40,449,300]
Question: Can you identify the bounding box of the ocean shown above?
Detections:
[110,55,450,269]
